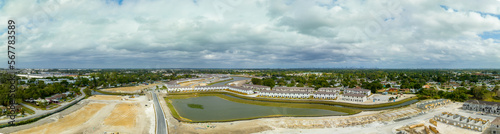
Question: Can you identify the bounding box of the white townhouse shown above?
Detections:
[344,88,371,96]
[317,87,342,92]
[313,91,338,100]
[228,86,254,94]
[194,85,228,91]
[167,86,193,92]
[341,93,367,102]
[273,87,315,93]
[259,90,309,99]
[242,84,271,91]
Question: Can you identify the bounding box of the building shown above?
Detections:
[194,85,228,91]
[167,86,193,92]
[462,100,500,114]
[313,91,338,100]
[434,112,490,132]
[344,88,371,96]
[416,99,451,110]
[491,117,500,134]
[273,87,315,93]
[259,90,309,99]
[46,93,67,103]
[228,86,254,94]
[317,87,342,92]
[341,93,367,102]
[242,84,271,91]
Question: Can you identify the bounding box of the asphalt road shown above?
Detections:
[152,91,167,134]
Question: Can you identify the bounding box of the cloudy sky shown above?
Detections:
[1,0,500,69]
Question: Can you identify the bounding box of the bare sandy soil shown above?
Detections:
[103,84,158,92]
[103,103,138,128]
[13,103,107,134]
[88,95,124,100]
[8,95,154,134]
[179,79,206,87]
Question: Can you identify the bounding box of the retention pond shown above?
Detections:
[170,96,348,122]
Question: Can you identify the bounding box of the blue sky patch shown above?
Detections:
[479,30,500,40]
[106,0,123,5]
[0,0,5,9]
[439,5,457,12]
[476,11,500,20]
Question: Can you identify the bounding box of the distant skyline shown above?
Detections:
[1,0,500,69]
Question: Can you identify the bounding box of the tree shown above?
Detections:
[83,88,92,97]
[494,86,500,93]
[472,86,488,100]
[251,78,262,85]
[262,79,275,88]
[296,83,304,87]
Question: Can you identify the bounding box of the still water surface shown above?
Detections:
[171,96,347,121]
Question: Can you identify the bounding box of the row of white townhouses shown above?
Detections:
[242,84,271,90]
[167,84,254,95]
[166,78,373,102]
[317,87,342,92]
[313,91,339,99]
[273,87,315,93]
[259,90,310,98]
[340,88,371,102]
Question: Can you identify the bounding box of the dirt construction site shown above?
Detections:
[103,83,159,93]
[2,95,154,134]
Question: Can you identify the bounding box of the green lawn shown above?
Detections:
[21,105,35,115]
[23,102,47,110]
[483,92,500,102]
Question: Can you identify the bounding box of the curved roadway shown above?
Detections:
[0,87,86,124]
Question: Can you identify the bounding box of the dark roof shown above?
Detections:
[465,100,500,106]
[313,91,337,95]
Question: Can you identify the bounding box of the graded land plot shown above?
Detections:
[96,96,154,134]
[13,103,107,134]
[179,79,206,86]
[88,95,124,100]
[12,95,154,134]
[103,83,158,92]
[103,103,139,127]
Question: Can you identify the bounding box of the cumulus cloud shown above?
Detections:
[0,0,499,68]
